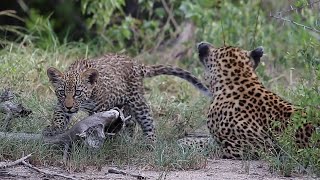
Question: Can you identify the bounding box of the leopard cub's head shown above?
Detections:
[47,67,99,114]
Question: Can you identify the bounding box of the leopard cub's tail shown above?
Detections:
[141,64,211,97]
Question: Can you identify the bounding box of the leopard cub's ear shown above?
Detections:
[81,69,99,87]
[47,67,63,88]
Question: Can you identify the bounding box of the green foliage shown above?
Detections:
[103,16,162,53]
[0,0,320,177]
[81,0,125,31]
[294,0,309,8]
[263,71,320,176]
[25,9,59,50]
[285,42,320,84]
[0,10,26,44]
[179,0,216,27]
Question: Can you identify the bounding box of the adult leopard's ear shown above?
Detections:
[249,46,264,70]
[197,42,212,59]
[82,69,99,87]
[47,67,63,88]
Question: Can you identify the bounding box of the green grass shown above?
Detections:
[261,83,320,177]
[0,41,319,177]
[0,0,319,177]
[0,42,211,171]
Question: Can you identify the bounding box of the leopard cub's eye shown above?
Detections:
[75,90,82,96]
[57,89,65,96]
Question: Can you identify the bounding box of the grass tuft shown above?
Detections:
[0,42,319,177]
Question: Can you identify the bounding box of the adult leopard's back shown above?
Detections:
[179,42,316,159]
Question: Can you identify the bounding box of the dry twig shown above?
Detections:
[267,74,286,84]
[272,0,320,16]
[269,1,320,34]
[161,0,179,31]
[270,14,320,33]
[21,160,78,180]
[0,153,32,169]
[152,11,171,52]
[107,168,147,180]
[0,154,78,180]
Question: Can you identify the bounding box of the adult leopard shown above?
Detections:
[43,53,211,143]
[178,42,316,159]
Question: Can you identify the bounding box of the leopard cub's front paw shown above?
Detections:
[42,126,63,137]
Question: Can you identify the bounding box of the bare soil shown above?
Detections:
[2,159,314,180]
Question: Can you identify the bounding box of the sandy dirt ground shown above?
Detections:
[1,159,316,180]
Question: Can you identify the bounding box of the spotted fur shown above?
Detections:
[43,53,210,143]
[178,42,316,159]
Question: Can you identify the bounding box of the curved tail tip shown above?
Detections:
[202,90,213,97]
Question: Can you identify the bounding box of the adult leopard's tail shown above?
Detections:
[142,65,211,97]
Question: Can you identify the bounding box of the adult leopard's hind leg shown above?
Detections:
[128,94,156,143]
[177,133,244,158]
[218,139,244,159]
[177,137,213,150]
[216,130,276,159]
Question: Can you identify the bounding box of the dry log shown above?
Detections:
[43,109,125,146]
[0,108,131,151]
[0,131,41,141]
[0,153,32,169]
[0,88,32,131]
[0,169,19,178]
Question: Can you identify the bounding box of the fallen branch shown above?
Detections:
[21,160,78,180]
[0,154,78,179]
[0,131,41,141]
[107,168,147,180]
[0,108,131,151]
[0,169,9,176]
[0,153,32,169]
[0,169,28,178]
[43,109,124,146]
[0,154,32,169]
[0,88,32,131]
